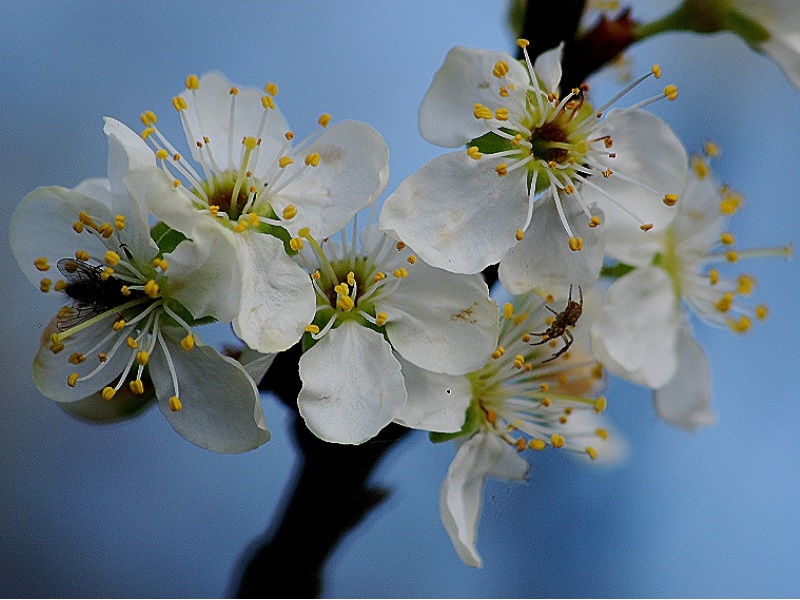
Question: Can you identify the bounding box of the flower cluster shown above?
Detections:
[11,12,793,569]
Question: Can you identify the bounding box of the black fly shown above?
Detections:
[56,258,144,331]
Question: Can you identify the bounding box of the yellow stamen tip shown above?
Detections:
[515,229,525,241]
[34,257,50,271]
[67,373,79,388]
[640,223,654,232]
[586,447,598,460]
[181,334,195,351]
[663,193,678,207]
[169,396,183,412]
[101,387,116,401]
[529,438,546,451]
[305,324,320,334]
[129,379,145,395]
[550,434,565,448]
[104,250,120,266]
[568,236,583,251]
[755,304,769,320]
[318,113,332,128]
[651,64,662,79]
[185,74,199,90]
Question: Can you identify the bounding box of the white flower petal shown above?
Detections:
[735,0,800,89]
[581,109,688,265]
[298,322,407,444]
[179,72,290,173]
[11,186,118,288]
[236,348,276,385]
[590,267,682,388]
[440,433,529,567]
[232,231,316,353]
[379,263,498,375]
[379,151,529,274]
[653,326,717,431]
[418,46,528,147]
[394,358,472,432]
[273,121,389,239]
[499,197,604,297]
[33,316,133,403]
[533,43,564,93]
[149,329,270,453]
[58,386,154,423]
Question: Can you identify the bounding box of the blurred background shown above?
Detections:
[1,1,798,596]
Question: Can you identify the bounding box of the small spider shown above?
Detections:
[530,285,583,363]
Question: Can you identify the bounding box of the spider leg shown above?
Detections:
[542,329,573,363]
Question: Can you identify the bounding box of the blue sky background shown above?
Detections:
[1,1,799,597]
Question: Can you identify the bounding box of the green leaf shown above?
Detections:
[151,221,187,255]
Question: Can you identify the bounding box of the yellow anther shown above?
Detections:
[185,74,200,89]
[120,285,131,296]
[472,103,493,120]
[264,81,278,96]
[140,110,158,126]
[594,396,607,413]
[140,127,156,141]
[172,96,188,112]
[169,396,183,412]
[337,295,355,311]
[305,324,320,334]
[72,221,85,233]
[704,140,720,157]
[503,303,514,320]
[100,267,114,281]
[54,280,68,292]
[559,415,568,424]
[347,271,356,286]
[261,95,276,110]
[395,241,407,251]
[588,215,601,229]
[153,258,169,271]
[334,282,350,297]
[720,195,742,215]
[34,257,50,271]
[494,108,509,121]
[50,341,65,354]
[602,168,613,179]
[104,250,120,266]
[568,236,583,251]
[521,332,531,343]
[229,86,239,96]
[688,157,708,179]
[492,60,510,78]
[305,152,321,167]
[651,64,662,79]
[155,148,170,161]
[499,86,510,98]
[596,428,609,440]
[550,434,565,448]
[75,249,90,261]
[247,213,261,227]
[144,279,159,298]
[172,179,182,189]
[541,397,551,407]
[67,373,79,387]
[756,304,769,320]
[136,351,149,366]
[78,211,97,228]
[663,84,679,100]
[515,438,526,452]
[318,113,332,128]
[39,278,52,293]
[68,352,86,365]
[516,38,530,49]
[586,447,599,460]
[726,250,739,263]
[289,237,303,251]
[708,268,719,285]
[181,334,195,351]
[98,223,115,238]
[298,227,311,238]
[101,387,116,401]
[373,272,386,283]
[495,163,508,177]
[98,352,107,362]
[284,131,295,141]
[737,274,755,295]
[640,223,654,232]
[513,354,525,369]
[529,438,547,451]
[663,194,678,207]
[727,315,751,334]
[113,319,126,331]
[375,312,388,327]
[406,255,417,265]
[278,156,294,168]
[715,292,734,313]
[721,232,735,245]
[515,229,525,241]
[126,337,139,350]
[393,267,409,278]
[129,379,145,395]
[491,346,505,360]
[485,408,497,424]
[114,214,126,230]
[209,205,220,217]
[467,146,482,160]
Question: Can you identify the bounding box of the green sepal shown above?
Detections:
[162,299,217,328]
[600,262,636,279]
[469,130,514,155]
[151,221,188,256]
[429,401,480,444]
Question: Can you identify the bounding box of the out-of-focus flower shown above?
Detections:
[637,0,800,91]
[380,41,686,290]
[397,291,622,566]
[294,219,499,445]
[10,121,270,453]
[591,150,791,429]
[117,72,389,353]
